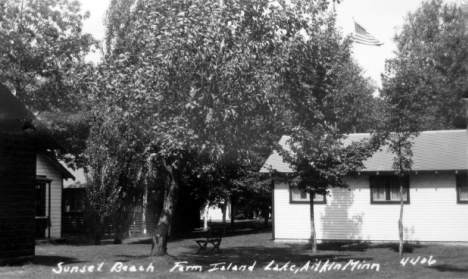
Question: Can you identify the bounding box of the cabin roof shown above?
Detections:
[39,153,75,181]
[0,83,66,150]
[260,130,467,173]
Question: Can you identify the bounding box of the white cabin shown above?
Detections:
[36,153,74,239]
[260,130,468,243]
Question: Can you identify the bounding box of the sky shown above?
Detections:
[78,0,463,89]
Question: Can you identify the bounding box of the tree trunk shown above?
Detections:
[222,202,227,224]
[230,198,236,229]
[94,215,101,245]
[94,233,100,245]
[399,182,404,257]
[310,198,317,252]
[203,203,209,229]
[150,160,180,257]
[263,204,269,228]
[142,185,148,234]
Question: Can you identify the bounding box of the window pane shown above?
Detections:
[291,188,301,200]
[457,174,468,202]
[291,188,309,201]
[390,185,407,201]
[313,193,324,202]
[372,187,385,201]
[460,187,468,201]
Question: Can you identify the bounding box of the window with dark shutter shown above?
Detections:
[289,184,326,204]
[370,175,409,204]
[456,174,468,204]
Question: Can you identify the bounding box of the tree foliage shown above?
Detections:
[377,0,468,256]
[374,0,467,258]
[0,0,97,112]
[388,0,468,130]
[87,0,377,255]
[260,1,379,252]
[83,115,145,245]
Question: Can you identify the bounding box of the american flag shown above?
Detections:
[354,21,383,46]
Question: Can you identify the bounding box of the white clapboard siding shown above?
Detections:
[36,154,62,239]
[274,172,468,242]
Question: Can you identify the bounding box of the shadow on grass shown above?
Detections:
[129,228,270,245]
[61,234,128,247]
[114,255,149,262]
[32,256,86,267]
[427,264,468,273]
[173,245,374,269]
[313,242,424,253]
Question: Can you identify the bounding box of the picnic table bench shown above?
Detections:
[195,224,226,254]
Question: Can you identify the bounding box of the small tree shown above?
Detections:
[266,1,378,251]
[381,36,425,258]
[84,115,145,245]
[280,128,377,252]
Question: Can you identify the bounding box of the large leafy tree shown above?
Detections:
[92,0,377,256]
[93,0,281,256]
[388,0,468,130]
[0,0,98,170]
[0,0,97,112]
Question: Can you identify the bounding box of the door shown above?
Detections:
[35,182,47,238]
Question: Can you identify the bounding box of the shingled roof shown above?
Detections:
[260,130,468,173]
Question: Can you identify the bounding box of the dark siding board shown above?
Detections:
[0,136,36,265]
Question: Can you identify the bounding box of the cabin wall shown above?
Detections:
[274,172,468,242]
[36,154,62,239]
[0,137,36,265]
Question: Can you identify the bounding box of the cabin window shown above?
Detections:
[456,174,468,204]
[289,187,326,204]
[370,175,410,204]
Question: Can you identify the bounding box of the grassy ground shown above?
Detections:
[1,225,468,279]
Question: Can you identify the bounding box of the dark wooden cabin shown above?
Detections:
[0,83,66,265]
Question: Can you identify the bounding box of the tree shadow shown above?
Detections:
[128,227,270,245]
[315,241,424,253]
[321,187,363,241]
[427,264,468,273]
[31,256,86,267]
[175,245,374,270]
[113,255,149,262]
[320,184,423,254]
[61,233,118,246]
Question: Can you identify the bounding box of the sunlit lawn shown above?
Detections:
[1,226,468,279]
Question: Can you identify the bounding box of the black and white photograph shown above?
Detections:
[0,0,467,278]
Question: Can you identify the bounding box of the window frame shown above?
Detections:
[456,173,468,204]
[289,184,326,205]
[369,175,410,205]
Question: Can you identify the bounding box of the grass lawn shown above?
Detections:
[1,227,468,279]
